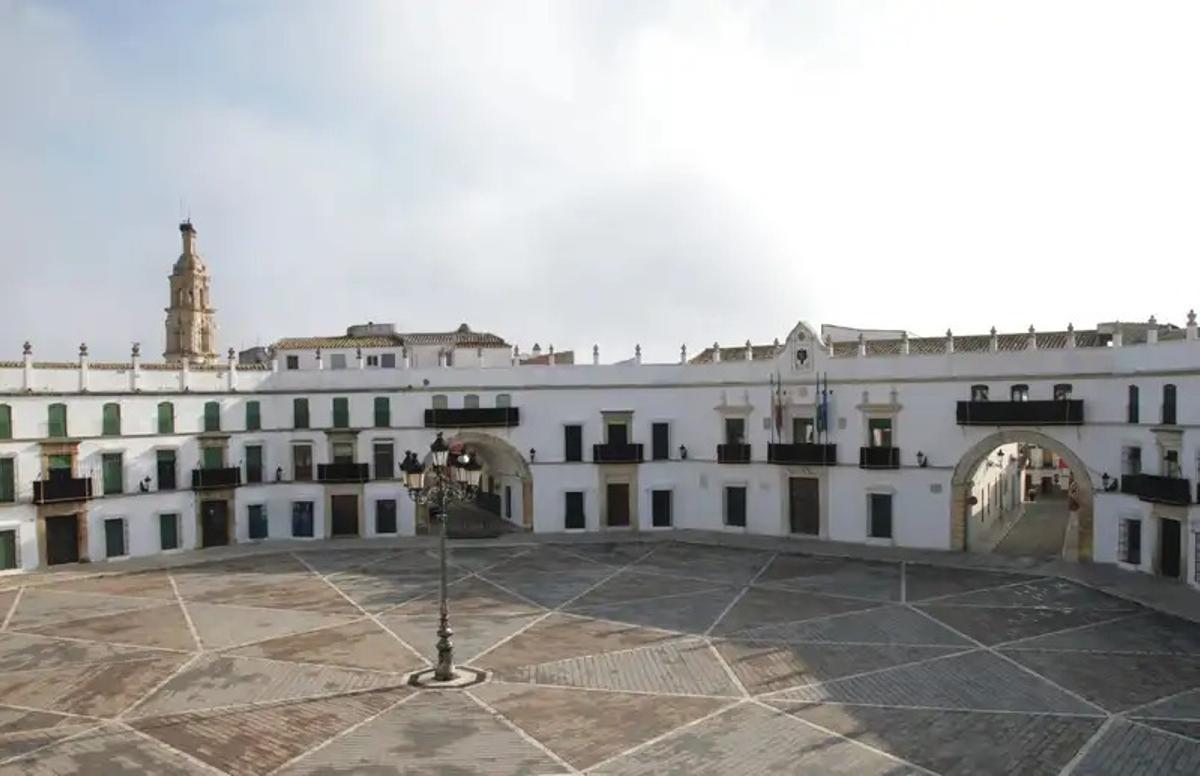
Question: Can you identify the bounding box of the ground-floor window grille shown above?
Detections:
[1119,518,1141,565]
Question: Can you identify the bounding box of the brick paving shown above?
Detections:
[1,540,1200,774]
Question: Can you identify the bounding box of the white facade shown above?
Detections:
[2,314,1200,589]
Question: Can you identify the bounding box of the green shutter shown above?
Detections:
[0,530,16,570]
[48,454,72,472]
[159,514,179,550]
[104,518,126,557]
[294,398,309,429]
[0,405,11,439]
[0,459,14,503]
[47,404,67,438]
[203,402,220,432]
[102,403,121,436]
[246,401,261,431]
[202,446,224,470]
[158,402,174,434]
[102,454,123,495]
[333,398,349,429]
[374,397,390,428]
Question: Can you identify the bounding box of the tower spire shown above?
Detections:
[164,220,218,366]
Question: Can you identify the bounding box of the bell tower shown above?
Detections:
[164,220,218,366]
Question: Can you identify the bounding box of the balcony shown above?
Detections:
[317,463,371,484]
[717,444,752,463]
[191,468,242,490]
[424,407,520,429]
[956,400,1084,426]
[1120,474,1192,506]
[33,475,94,505]
[593,443,644,464]
[767,443,838,466]
[859,446,901,469]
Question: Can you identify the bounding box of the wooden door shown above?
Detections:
[789,478,820,535]
[606,483,631,527]
[45,514,80,565]
[201,500,229,547]
[331,495,359,537]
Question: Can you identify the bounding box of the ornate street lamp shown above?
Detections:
[399,433,483,682]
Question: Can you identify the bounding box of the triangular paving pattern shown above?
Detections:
[1137,718,1200,742]
[0,722,103,765]
[326,570,439,612]
[0,632,165,673]
[632,544,773,585]
[473,681,730,770]
[19,602,196,651]
[903,564,1039,602]
[1009,611,1200,655]
[37,570,178,600]
[0,655,189,717]
[917,604,1128,646]
[274,691,563,775]
[757,554,902,601]
[551,542,652,567]
[785,702,1104,775]
[924,577,1137,610]
[177,571,360,615]
[131,653,404,717]
[509,637,741,697]
[186,602,357,650]
[1000,649,1200,712]
[572,589,742,635]
[291,549,391,575]
[1072,718,1200,774]
[476,612,677,672]
[480,567,613,608]
[387,575,543,616]
[0,723,215,774]
[732,604,971,646]
[1131,686,1200,720]
[131,686,411,776]
[364,549,450,574]
[710,587,878,636]
[0,706,76,735]
[483,546,593,574]
[5,589,163,631]
[382,611,542,663]
[766,650,1101,714]
[715,639,964,695]
[566,569,729,609]
[225,618,425,673]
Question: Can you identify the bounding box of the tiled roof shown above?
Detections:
[521,351,575,365]
[274,335,402,350]
[690,344,783,364]
[275,327,509,351]
[830,329,1111,357]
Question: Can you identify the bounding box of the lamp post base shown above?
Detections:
[406,666,488,689]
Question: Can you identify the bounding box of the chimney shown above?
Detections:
[22,342,33,392]
[78,343,89,392]
[989,327,998,352]
[1147,316,1158,345]
[315,349,323,370]
[1187,310,1197,341]
[131,342,142,391]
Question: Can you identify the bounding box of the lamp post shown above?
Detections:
[399,432,482,682]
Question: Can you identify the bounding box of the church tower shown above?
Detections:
[164,220,219,366]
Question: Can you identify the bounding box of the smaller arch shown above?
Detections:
[463,394,480,409]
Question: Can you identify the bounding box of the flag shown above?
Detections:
[773,373,783,438]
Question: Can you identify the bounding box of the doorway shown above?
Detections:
[331,495,360,537]
[606,483,631,527]
[1160,517,1182,579]
[789,477,820,535]
[45,514,80,565]
[200,500,230,548]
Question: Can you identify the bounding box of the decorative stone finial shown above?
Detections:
[131,342,141,357]
[1149,315,1157,326]
[945,329,954,354]
[1067,322,1074,332]
[712,342,721,363]
[592,344,599,365]
[1028,325,1035,335]
[22,341,31,356]
[356,347,362,358]
[635,344,642,358]
[857,332,866,357]
[681,344,687,363]
[227,347,235,360]
[990,326,997,336]
[315,348,322,359]
[79,343,88,357]
[549,344,555,355]
[1189,309,1197,326]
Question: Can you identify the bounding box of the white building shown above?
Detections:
[1,224,1198,592]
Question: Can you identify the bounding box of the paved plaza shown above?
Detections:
[1,541,1200,774]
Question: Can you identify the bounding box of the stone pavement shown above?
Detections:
[992,497,1070,560]
[1,540,1200,774]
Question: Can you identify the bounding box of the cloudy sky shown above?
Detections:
[2,1,1198,362]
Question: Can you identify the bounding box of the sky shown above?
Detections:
[2,0,1199,363]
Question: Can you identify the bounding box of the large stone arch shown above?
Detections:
[417,431,533,530]
[949,429,1094,561]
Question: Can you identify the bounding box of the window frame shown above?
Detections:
[564,424,583,462]
[1163,384,1178,425]
[157,402,175,434]
[244,444,264,484]
[970,384,989,402]
[293,398,310,429]
[373,397,390,428]
[285,355,300,370]
[564,491,586,530]
[102,403,121,436]
[245,401,261,431]
[0,457,15,503]
[375,499,398,535]
[203,401,221,432]
[291,501,315,538]
[868,492,894,540]
[373,441,395,480]
[156,449,177,491]
[104,517,128,559]
[292,443,314,482]
[651,488,673,528]
[101,452,123,495]
[329,353,347,370]
[0,404,11,440]
[159,512,181,551]
[0,527,20,570]
[651,422,671,460]
[1010,384,1030,402]
[723,485,748,528]
[248,504,269,540]
[332,397,350,429]
[47,403,67,438]
[1119,517,1141,565]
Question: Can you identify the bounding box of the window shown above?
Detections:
[156,450,176,490]
[869,493,893,539]
[0,404,10,439]
[202,446,224,469]
[102,453,123,495]
[868,418,893,448]
[496,394,512,408]
[381,353,396,368]
[652,489,673,528]
[564,491,585,530]
[373,442,394,480]
[293,444,313,481]
[1165,449,1182,479]
[724,418,745,446]
[203,401,220,432]
[292,501,315,537]
[1053,384,1073,401]
[607,422,629,446]
[0,529,17,570]
[102,403,121,436]
[444,350,454,367]
[245,445,263,484]
[245,401,261,431]
[248,505,268,540]
[1119,518,1141,565]
[1010,385,1029,402]
[332,442,354,464]
[971,384,989,402]
[505,485,512,519]
[652,422,670,460]
[159,513,180,550]
[432,394,448,410]
[157,402,174,434]
[464,394,480,409]
[48,454,71,474]
[1128,385,1140,424]
[1121,446,1142,476]
[1163,384,1177,425]
[293,398,309,429]
[564,425,583,462]
[793,417,815,444]
[333,397,350,428]
[104,518,127,558]
[366,355,379,367]
[47,403,67,438]
[375,499,397,534]
[374,397,390,427]
[0,458,14,503]
[286,355,299,370]
[330,354,347,370]
[724,486,747,527]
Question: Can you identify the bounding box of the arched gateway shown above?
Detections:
[417,431,533,533]
[950,429,1094,561]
